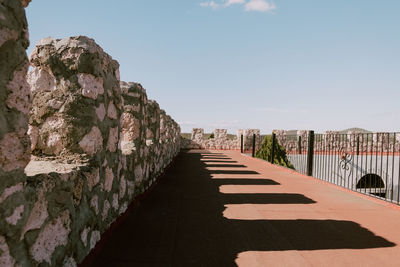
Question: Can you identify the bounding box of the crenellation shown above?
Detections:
[182,128,261,151]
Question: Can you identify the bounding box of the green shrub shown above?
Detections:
[256,135,295,169]
[209,133,214,139]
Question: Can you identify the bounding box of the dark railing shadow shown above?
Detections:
[247,219,395,250]
[223,193,316,204]
[201,154,231,158]
[201,160,238,163]
[210,170,260,175]
[205,164,247,168]
[213,178,280,185]
[201,157,232,160]
[87,150,396,266]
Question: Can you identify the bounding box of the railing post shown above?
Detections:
[306,130,315,176]
[240,134,243,153]
[298,136,302,154]
[252,134,256,157]
[270,133,276,163]
[356,136,360,156]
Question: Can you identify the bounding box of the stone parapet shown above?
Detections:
[0,0,31,185]
[0,28,181,266]
[182,128,261,151]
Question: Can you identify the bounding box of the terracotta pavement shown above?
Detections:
[86,150,400,267]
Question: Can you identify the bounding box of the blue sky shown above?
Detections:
[26,0,400,133]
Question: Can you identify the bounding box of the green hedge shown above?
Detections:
[256,135,295,169]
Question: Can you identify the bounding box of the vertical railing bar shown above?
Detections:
[320,134,323,179]
[297,138,299,172]
[326,135,328,182]
[375,134,380,196]
[271,133,276,164]
[373,133,377,195]
[385,133,389,200]
[382,134,386,199]
[252,134,256,157]
[369,133,373,194]
[316,135,318,178]
[368,133,372,194]
[337,134,340,186]
[304,137,306,174]
[365,134,369,194]
[319,134,325,180]
[365,133,368,194]
[329,142,332,184]
[332,135,338,184]
[343,134,347,188]
[344,134,347,187]
[302,137,305,174]
[321,134,324,180]
[315,135,318,178]
[397,133,400,203]
[391,133,395,202]
[351,133,355,191]
[358,134,363,193]
[328,135,330,182]
[303,137,306,174]
[307,131,315,176]
[318,134,321,179]
[240,134,243,153]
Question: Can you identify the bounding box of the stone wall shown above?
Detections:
[273,130,400,153]
[182,128,261,151]
[0,1,32,266]
[0,6,181,265]
[242,129,262,151]
[0,0,31,192]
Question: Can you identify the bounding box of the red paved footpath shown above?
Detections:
[85,150,400,267]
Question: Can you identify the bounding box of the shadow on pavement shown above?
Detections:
[210,170,260,175]
[201,157,232,160]
[201,160,238,163]
[205,164,247,168]
[87,150,396,267]
[222,193,316,204]
[213,178,280,185]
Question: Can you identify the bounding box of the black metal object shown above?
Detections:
[356,136,360,156]
[252,134,256,157]
[240,134,243,153]
[306,131,315,176]
[298,136,302,155]
[271,133,276,163]
[275,131,400,206]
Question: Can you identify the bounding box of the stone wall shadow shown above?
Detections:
[87,151,395,266]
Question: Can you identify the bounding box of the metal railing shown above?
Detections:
[240,134,257,157]
[270,131,400,204]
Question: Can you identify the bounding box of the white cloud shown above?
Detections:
[225,0,246,6]
[245,0,276,12]
[200,0,276,13]
[200,1,220,9]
